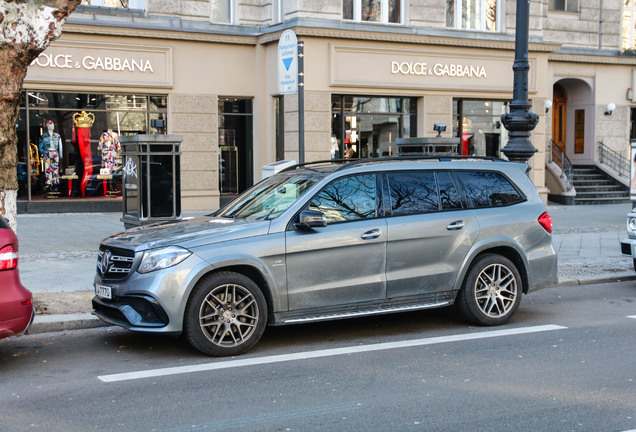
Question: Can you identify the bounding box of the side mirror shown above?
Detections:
[294,209,327,230]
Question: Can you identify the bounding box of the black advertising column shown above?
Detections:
[500,0,539,164]
[120,134,182,229]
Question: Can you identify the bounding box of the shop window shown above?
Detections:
[548,0,578,12]
[331,95,416,160]
[81,0,145,9]
[343,0,402,24]
[218,98,253,196]
[452,99,509,156]
[446,0,500,31]
[211,0,233,23]
[17,91,166,202]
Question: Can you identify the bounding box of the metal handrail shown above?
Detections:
[598,140,630,179]
[547,140,573,191]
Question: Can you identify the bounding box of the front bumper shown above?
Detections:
[92,294,171,331]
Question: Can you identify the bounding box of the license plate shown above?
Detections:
[95,284,112,300]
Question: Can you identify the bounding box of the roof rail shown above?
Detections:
[279,155,505,173]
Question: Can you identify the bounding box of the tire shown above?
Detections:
[457,254,522,326]
[632,259,636,273]
[184,271,267,356]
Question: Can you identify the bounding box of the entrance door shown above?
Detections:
[552,84,566,152]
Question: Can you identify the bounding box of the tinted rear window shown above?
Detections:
[0,216,9,230]
[454,171,525,208]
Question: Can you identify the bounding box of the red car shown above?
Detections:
[0,216,34,339]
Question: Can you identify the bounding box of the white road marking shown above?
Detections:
[628,316,636,319]
[98,324,567,383]
[97,324,567,383]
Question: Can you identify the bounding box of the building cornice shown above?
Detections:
[548,52,636,65]
[258,26,559,52]
[64,14,560,53]
[62,23,259,45]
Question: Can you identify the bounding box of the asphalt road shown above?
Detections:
[1,281,635,432]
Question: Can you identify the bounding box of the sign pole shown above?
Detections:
[298,40,305,164]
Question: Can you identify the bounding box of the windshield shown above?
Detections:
[218,173,321,221]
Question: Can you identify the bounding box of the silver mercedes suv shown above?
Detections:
[93,157,558,356]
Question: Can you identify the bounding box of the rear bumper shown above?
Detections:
[0,304,34,338]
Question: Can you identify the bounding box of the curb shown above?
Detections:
[556,271,636,286]
[26,313,111,335]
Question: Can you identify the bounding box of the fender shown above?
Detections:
[451,236,529,293]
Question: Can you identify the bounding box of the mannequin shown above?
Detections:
[99,129,121,171]
[73,111,95,197]
[39,120,63,191]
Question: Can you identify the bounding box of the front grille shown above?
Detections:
[97,245,135,280]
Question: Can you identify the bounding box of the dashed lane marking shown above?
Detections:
[98,324,567,383]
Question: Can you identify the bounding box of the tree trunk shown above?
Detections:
[0,0,81,227]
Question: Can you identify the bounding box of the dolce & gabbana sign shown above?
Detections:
[391,61,487,78]
[331,44,536,93]
[32,53,154,73]
[25,39,172,88]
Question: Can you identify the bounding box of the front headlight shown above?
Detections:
[628,217,636,233]
[138,246,192,274]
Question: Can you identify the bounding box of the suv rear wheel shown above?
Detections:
[184,271,267,356]
[457,254,522,326]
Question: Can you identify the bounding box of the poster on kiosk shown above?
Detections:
[632,141,636,202]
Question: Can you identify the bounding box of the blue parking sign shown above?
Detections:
[278,30,298,94]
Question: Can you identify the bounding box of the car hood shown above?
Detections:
[100,216,271,252]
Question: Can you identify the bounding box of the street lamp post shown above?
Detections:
[500,0,539,163]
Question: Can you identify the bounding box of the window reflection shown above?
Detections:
[310,175,376,223]
[387,171,439,215]
[455,171,524,207]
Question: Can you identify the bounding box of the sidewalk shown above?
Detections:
[15,203,636,335]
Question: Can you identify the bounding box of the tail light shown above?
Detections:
[538,212,552,234]
[0,244,18,271]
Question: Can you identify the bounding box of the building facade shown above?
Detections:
[18,0,636,212]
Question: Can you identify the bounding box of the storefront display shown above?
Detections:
[17,91,167,203]
[331,95,417,159]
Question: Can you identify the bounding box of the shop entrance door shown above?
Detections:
[218,98,253,202]
[552,85,567,152]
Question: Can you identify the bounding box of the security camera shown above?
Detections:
[433,123,446,137]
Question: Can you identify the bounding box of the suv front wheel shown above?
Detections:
[184,271,267,356]
[457,254,522,326]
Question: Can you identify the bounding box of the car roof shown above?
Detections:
[281,156,524,176]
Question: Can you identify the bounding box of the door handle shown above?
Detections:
[361,229,382,240]
[446,220,465,231]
